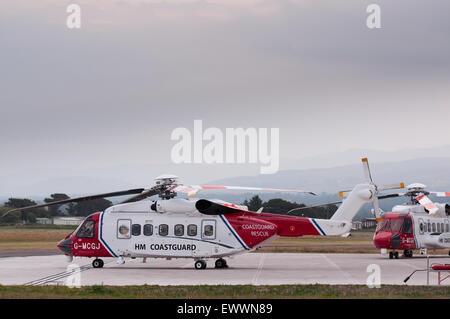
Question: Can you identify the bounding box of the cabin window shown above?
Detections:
[419,223,424,233]
[427,222,431,233]
[174,224,184,236]
[132,224,141,236]
[117,219,131,239]
[144,224,153,236]
[204,225,214,237]
[76,220,95,238]
[437,223,440,233]
[432,223,436,232]
[159,224,168,236]
[446,223,449,233]
[401,218,412,234]
[201,220,216,239]
[441,223,444,233]
[187,224,197,236]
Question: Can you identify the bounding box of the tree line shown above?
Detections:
[0,193,112,224]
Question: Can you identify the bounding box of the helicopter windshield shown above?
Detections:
[376,219,389,232]
[76,220,95,238]
[376,218,408,233]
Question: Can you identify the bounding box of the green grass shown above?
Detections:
[0,284,448,299]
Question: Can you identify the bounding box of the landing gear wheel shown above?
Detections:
[195,260,207,270]
[394,251,399,259]
[215,258,228,269]
[92,258,104,268]
[403,250,413,258]
[389,252,393,259]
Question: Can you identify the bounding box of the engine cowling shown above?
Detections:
[152,199,197,213]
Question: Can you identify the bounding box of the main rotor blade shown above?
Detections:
[431,191,450,197]
[287,193,401,215]
[377,194,402,200]
[286,201,342,214]
[177,185,316,197]
[416,194,439,215]
[1,188,145,218]
[119,187,159,204]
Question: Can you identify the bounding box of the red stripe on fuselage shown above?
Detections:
[257,212,322,237]
[222,214,277,249]
[224,212,322,246]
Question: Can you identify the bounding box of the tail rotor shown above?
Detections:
[340,158,405,221]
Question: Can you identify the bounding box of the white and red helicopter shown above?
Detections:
[310,159,450,259]
[371,183,450,259]
[2,159,403,269]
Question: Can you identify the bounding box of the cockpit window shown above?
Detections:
[76,220,95,238]
[388,219,404,232]
[401,218,412,234]
[376,219,389,232]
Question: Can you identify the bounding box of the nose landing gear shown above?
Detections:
[92,258,104,268]
[403,249,413,258]
[389,251,399,259]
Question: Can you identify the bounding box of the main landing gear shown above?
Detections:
[194,260,207,270]
[215,258,228,269]
[389,251,399,259]
[92,258,104,268]
[194,258,228,270]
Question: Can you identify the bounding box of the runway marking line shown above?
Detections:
[252,254,266,285]
[320,254,359,285]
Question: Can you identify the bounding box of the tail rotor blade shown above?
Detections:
[372,196,382,220]
[361,158,373,183]
[378,183,405,192]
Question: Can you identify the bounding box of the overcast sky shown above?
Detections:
[0,0,449,194]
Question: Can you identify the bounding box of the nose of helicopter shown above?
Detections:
[373,231,392,249]
[57,237,72,256]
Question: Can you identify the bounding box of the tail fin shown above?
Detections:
[330,183,375,222]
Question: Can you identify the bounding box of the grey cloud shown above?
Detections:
[0,0,449,186]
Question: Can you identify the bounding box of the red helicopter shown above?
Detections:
[372,183,450,259]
